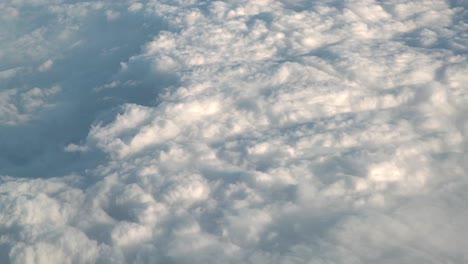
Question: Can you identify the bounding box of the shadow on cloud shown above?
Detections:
[0,2,175,178]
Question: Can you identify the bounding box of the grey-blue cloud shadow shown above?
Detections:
[0,6,178,179]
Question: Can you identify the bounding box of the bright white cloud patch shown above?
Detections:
[0,0,467,263]
[38,59,53,72]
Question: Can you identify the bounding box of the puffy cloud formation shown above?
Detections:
[0,0,467,263]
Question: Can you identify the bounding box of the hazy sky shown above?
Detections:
[0,0,467,263]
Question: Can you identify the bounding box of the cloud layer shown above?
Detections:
[1,0,467,263]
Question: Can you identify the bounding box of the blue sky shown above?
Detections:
[0,0,467,263]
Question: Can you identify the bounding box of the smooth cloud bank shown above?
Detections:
[0,0,467,263]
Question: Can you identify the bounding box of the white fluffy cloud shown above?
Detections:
[0,0,467,263]
[0,86,61,125]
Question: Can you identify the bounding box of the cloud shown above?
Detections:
[128,2,143,13]
[0,0,467,263]
[0,86,61,125]
[0,4,18,19]
[105,10,120,21]
[38,59,53,72]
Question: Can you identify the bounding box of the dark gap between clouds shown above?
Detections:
[0,8,178,179]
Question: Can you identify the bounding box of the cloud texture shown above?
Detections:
[0,0,467,263]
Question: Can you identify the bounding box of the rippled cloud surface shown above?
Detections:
[0,0,467,263]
